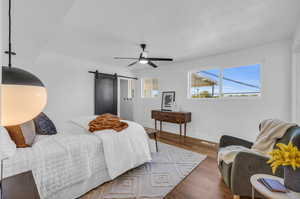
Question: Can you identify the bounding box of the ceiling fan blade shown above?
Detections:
[128,61,138,67]
[148,61,158,68]
[114,57,139,60]
[147,57,173,61]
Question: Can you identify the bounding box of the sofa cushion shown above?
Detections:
[276,126,300,148]
[218,160,232,188]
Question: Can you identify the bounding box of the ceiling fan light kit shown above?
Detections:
[114,43,173,68]
[139,59,148,64]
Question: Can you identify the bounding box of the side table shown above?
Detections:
[250,174,300,199]
[0,171,40,199]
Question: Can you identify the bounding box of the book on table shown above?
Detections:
[257,178,288,193]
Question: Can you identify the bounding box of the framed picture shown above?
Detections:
[161,91,175,111]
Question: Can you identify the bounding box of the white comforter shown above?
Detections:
[93,120,152,179]
[3,118,152,199]
[4,133,106,199]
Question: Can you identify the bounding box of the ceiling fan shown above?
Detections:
[114,44,173,68]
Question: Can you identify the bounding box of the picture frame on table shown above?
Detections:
[161,91,176,111]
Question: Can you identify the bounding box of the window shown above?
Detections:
[190,69,220,98]
[142,78,159,98]
[189,64,261,99]
[223,64,260,97]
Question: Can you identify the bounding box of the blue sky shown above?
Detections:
[193,64,261,95]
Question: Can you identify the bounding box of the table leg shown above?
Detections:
[184,123,187,137]
[160,121,162,133]
[155,120,157,130]
[179,123,182,136]
[252,186,255,199]
[154,133,158,152]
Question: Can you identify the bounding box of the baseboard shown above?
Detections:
[144,127,218,149]
[159,130,218,148]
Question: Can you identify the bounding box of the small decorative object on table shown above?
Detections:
[161,91,175,111]
[144,127,159,152]
[257,177,288,192]
[267,142,300,192]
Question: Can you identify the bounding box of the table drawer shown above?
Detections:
[152,111,187,123]
[159,114,177,122]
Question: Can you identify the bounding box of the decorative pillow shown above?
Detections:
[20,120,36,145]
[33,112,57,135]
[0,127,16,159]
[5,120,36,148]
[5,125,26,147]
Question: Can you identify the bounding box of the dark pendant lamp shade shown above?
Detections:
[1,66,47,126]
[2,66,44,86]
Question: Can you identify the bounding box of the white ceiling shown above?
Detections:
[2,0,300,69]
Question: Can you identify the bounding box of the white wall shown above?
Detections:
[134,40,292,143]
[292,52,300,123]
[20,52,133,129]
[292,21,300,123]
[293,22,300,52]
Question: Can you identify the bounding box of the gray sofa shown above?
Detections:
[218,126,300,199]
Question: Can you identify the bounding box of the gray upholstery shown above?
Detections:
[218,125,300,198]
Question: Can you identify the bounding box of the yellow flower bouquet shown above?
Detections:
[267,142,300,192]
[267,142,300,174]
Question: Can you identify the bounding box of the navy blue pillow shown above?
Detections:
[33,112,57,135]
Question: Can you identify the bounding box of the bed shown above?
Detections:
[3,117,152,199]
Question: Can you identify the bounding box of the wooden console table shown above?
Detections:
[151,110,191,136]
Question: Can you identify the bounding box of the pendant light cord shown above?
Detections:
[6,0,15,68]
[8,0,12,68]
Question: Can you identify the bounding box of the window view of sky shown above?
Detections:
[191,64,261,98]
[223,64,260,95]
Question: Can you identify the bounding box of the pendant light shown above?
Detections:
[0,0,47,126]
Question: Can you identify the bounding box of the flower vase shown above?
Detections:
[284,166,300,192]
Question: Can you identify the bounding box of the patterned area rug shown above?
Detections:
[92,142,206,199]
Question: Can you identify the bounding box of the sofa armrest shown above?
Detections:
[230,151,283,196]
[219,135,253,148]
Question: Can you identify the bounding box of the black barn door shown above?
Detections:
[94,73,118,115]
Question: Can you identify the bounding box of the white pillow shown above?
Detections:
[0,126,16,160]
[20,120,36,146]
[70,115,97,131]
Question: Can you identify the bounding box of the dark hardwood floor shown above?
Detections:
[157,131,250,199]
[82,131,251,199]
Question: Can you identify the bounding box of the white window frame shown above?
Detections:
[141,77,159,98]
[187,64,262,100]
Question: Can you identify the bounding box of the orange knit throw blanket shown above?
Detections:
[88,114,128,132]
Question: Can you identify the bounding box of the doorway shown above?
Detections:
[94,73,118,115]
[118,79,134,121]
